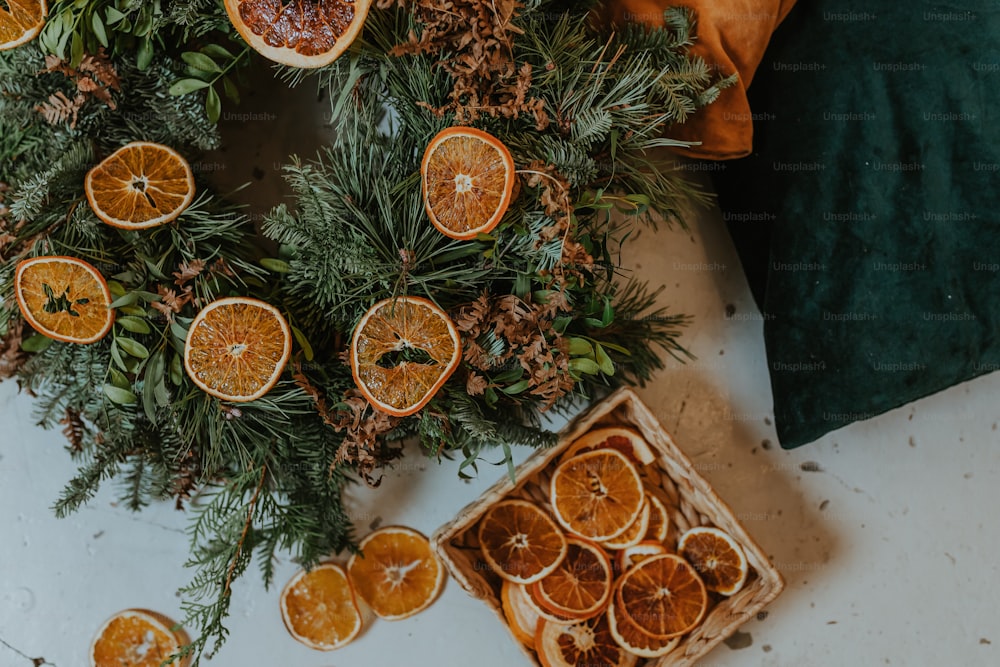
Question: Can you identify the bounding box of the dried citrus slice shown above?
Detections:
[85,142,195,229]
[644,493,669,542]
[15,256,113,344]
[607,597,681,658]
[535,616,638,667]
[347,526,444,620]
[478,499,567,585]
[531,537,612,620]
[524,581,580,623]
[280,563,362,651]
[550,449,644,541]
[600,496,650,550]
[561,427,657,466]
[678,526,749,596]
[616,541,669,572]
[223,0,372,68]
[501,581,541,645]
[421,126,516,240]
[616,554,708,639]
[90,609,190,667]
[0,0,46,51]
[183,297,291,402]
[350,296,461,417]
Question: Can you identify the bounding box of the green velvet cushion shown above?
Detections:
[714,0,1000,448]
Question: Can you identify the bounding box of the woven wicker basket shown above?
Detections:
[432,387,785,666]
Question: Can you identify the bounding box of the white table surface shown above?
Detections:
[3,78,999,667]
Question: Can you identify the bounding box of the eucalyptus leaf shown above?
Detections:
[169,78,211,96]
[595,344,615,375]
[20,335,53,353]
[117,337,149,359]
[103,384,137,405]
[205,86,221,124]
[182,51,222,73]
[116,316,151,334]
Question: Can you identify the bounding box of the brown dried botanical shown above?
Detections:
[522,160,595,286]
[60,408,86,452]
[36,50,120,127]
[0,318,32,380]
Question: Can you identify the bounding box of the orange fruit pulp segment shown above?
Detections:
[615,553,708,639]
[90,609,190,667]
[550,448,645,541]
[346,526,444,620]
[183,297,292,403]
[15,255,114,344]
[85,142,195,229]
[350,296,462,417]
[477,499,567,585]
[422,126,516,240]
[535,616,638,667]
[678,526,750,596]
[280,563,363,650]
[531,537,612,620]
[0,0,47,51]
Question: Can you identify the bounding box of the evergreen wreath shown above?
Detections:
[0,0,733,661]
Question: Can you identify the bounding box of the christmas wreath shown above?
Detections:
[0,0,731,660]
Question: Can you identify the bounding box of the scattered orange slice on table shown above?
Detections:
[560,427,657,466]
[183,297,291,402]
[0,0,46,51]
[421,126,516,240]
[531,536,613,620]
[600,495,650,550]
[616,540,668,572]
[90,608,190,667]
[85,142,195,229]
[281,563,363,651]
[607,596,680,658]
[615,553,708,639]
[644,492,669,543]
[224,0,372,68]
[535,615,638,667]
[347,526,444,620]
[15,256,114,344]
[478,499,567,585]
[678,526,749,596]
[550,448,645,542]
[501,580,541,645]
[350,296,461,417]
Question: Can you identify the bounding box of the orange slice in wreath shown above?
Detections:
[224,0,372,68]
[15,256,114,344]
[421,126,516,240]
[183,297,291,402]
[561,427,657,466]
[501,581,541,646]
[607,596,681,658]
[280,563,363,651]
[90,609,190,667]
[550,448,645,541]
[600,495,650,550]
[0,0,46,51]
[535,616,638,667]
[531,537,612,620]
[85,142,195,229]
[478,499,567,585]
[615,553,708,639]
[678,526,749,596]
[350,296,461,417]
[347,526,444,620]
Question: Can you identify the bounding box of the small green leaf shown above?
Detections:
[117,337,149,359]
[569,358,601,375]
[117,305,147,318]
[200,44,235,60]
[109,292,139,308]
[492,367,523,384]
[103,384,137,405]
[553,316,572,335]
[291,325,314,362]
[136,37,153,71]
[567,337,594,357]
[484,386,499,408]
[502,442,517,485]
[601,299,614,327]
[595,344,614,375]
[106,280,126,298]
[169,353,183,386]
[70,31,84,67]
[110,340,127,371]
[142,351,164,421]
[222,76,240,104]
[105,7,126,24]
[116,316,151,334]
[21,335,53,352]
[170,320,189,342]
[109,368,130,390]
[182,51,222,73]
[205,86,221,124]
[91,13,108,47]
[260,258,291,273]
[596,340,631,355]
[501,379,531,395]
[169,78,211,96]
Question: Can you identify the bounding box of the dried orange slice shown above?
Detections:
[531,537,612,620]
[183,297,291,402]
[561,427,657,466]
[0,0,46,51]
[90,609,190,667]
[550,448,644,541]
[535,616,638,667]
[421,126,516,240]
[678,526,749,596]
[478,499,567,585]
[607,597,680,658]
[600,496,650,550]
[616,541,669,572]
[85,142,194,229]
[615,554,707,639]
[346,526,444,620]
[501,581,541,646]
[350,296,461,417]
[15,256,113,344]
[524,581,580,623]
[223,0,372,68]
[644,493,669,543]
[280,563,362,651]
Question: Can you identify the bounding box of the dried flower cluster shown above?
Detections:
[523,161,596,286]
[35,51,120,129]
[379,0,548,128]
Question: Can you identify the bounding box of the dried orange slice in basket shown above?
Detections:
[501,581,541,645]
[85,142,194,229]
[535,615,638,667]
[616,541,669,572]
[678,526,749,596]
[561,427,657,466]
[607,596,681,658]
[478,499,567,584]
[644,493,669,542]
[90,609,190,667]
[280,563,363,650]
[0,0,46,51]
[350,296,461,417]
[531,537,612,620]
[224,0,372,68]
[347,526,444,620]
[600,495,650,550]
[15,256,114,344]
[183,297,292,402]
[421,126,516,240]
[615,553,707,639]
[550,448,645,541]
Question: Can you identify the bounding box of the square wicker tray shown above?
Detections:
[432,387,785,666]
